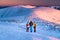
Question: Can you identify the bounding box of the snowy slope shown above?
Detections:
[0,6,32,18]
[33,7,60,24]
[0,6,60,40]
[0,21,60,40]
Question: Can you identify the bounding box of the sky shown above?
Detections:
[0,0,60,6]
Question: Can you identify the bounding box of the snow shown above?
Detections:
[33,7,60,24]
[0,6,60,40]
[0,21,60,40]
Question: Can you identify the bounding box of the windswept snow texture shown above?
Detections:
[0,6,32,18]
[33,7,60,24]
[0,6,60,40]
[0,21,60,40]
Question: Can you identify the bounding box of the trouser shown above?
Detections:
[30,26,32,32]
[34,27,36,32]
[26,27,29,32]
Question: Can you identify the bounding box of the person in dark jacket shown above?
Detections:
[29,21,33,32]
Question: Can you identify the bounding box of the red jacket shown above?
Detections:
[26,24,29,27]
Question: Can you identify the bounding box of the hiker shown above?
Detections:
[29,21,33,32]
[26,22,29,32]
[33,21,36,32]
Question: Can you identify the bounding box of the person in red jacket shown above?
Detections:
[26,22,29,32]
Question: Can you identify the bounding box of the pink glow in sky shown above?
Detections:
[20,5,36,8]
[33,7,60,24]
[0,0,60,6]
